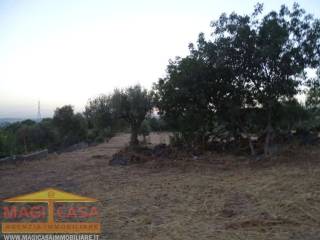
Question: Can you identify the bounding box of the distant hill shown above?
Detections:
[0,118,30,127]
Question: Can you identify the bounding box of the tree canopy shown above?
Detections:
[154,3,320,155]
[112,85,152,145]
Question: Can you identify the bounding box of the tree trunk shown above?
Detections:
[249,137,256,157]
[130,128,139,146]
[264,110,273,157]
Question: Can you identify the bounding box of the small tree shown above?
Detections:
[112,85,152,145]
[53,105,87,147]
[84,95,113,130]
[139,120,151,143]
[53,105,75,134]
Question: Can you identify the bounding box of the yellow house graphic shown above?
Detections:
[2,188,101,234]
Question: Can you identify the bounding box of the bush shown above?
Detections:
[139,120,151,143]
[53,105,88,148]
[147,117,168,131]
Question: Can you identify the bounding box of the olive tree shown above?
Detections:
[112,85,152,145]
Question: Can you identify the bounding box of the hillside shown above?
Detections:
[0,133,319,240]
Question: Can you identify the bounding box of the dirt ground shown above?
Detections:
[0,132,320,240]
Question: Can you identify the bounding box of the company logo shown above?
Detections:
[1,188,101,235]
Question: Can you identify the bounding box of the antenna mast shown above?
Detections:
[37,100,42,121]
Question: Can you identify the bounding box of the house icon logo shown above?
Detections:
[1,188,101,234]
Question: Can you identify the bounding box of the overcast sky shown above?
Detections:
[1,0,320,118]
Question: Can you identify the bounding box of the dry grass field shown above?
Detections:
[0,132,320,240]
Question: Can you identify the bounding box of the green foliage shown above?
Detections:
[306,70,320,110]
[154,56,216,138]
[111,85,153,145]
[1,4,319,158]
[275,99,310,131]
[154,3,320,154]
[84,85,152,145]
[84,93,130,142]
[96,127,114,142]
[38,118,59,149]
[0,129,9,157]
[53,105,87,147]
[139,120,151,143]
[85,95,113,130]
[0,118,59,156]
[146,116,168,132]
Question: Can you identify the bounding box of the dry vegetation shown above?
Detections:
[0,132,320,240]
